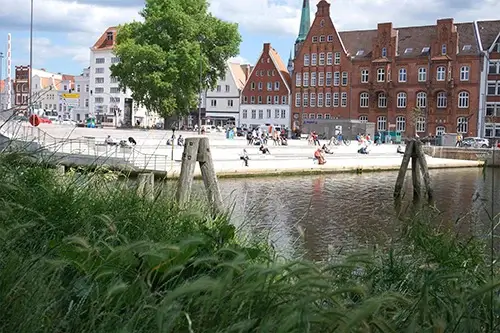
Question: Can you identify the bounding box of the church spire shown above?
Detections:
[296,0,311,42]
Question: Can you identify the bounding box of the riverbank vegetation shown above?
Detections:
[0,155,498,332]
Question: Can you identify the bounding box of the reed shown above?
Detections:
[0,154,498,332]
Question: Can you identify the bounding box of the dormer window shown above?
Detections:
[356,50,364,56]
[404,48,413,54]
[381,47,387,57]
[441,44,447,55]
[106,32,113,41]
[421,46,430,53]
[462,44,472,51]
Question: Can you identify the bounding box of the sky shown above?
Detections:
[0,0,500,77]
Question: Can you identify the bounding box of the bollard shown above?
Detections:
[137,173,154,200]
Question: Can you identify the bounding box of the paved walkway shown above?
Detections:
[3,123,484,177]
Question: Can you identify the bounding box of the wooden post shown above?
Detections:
[137,173,154,200]
[175,138,200,206]
[56,165,65,175]
[411,144,421,201]
[415,140,434,202]
[197,137,224,214]
[394,140,414,200]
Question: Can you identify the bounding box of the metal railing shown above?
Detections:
[0,120,177,172]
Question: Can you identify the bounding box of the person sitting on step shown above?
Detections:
[128,137,137,145]
[240,149,249,166]
[322,144,333,154]
[259,145,270,154]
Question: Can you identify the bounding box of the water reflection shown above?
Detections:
[188,168,500,260]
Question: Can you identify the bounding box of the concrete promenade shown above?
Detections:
[3,123,484,178]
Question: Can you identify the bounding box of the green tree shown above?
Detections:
[111,0,241,119]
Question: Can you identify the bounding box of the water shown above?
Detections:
[187,168,500,260]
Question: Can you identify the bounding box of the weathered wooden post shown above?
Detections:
[394,140,414,200]
[176,138,200,206]
[137,172,154,200]
[197,137,223,214]
[56,165,65,175]
[411,144,421,201]
[415,140,434,202]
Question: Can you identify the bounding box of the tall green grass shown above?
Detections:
[0,155,498,332]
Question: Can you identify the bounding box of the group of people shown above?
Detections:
[166,134,184,146]
[313,144,334,165]
[105,135,137,147]
[239,144,271,167]
[247,127,288,146]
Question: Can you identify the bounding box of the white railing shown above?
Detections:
[0,121,177,172]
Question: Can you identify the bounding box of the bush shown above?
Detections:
[0,156,498,332]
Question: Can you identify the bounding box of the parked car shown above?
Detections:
[462,137,490,148]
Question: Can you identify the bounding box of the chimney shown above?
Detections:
[263,43,271,53]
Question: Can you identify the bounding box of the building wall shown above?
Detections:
[205,65,241,126]
[484,41,500,138]
[72,68,90,122]
[240,43,291,129]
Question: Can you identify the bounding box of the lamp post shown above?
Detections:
[198,36,203,135]
[0,52,4,112]
[28,0,33,116]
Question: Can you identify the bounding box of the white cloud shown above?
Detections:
[229,56,250,64]
[27,37,90,68]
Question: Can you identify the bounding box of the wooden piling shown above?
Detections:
[175,138,200,206]
[394,140,413,200]
[197,137,223,214]
[411,152,421,201]
[137,173,154,200]
[415,140,434,202]
[56,165,65,175]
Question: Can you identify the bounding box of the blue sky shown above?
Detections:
[1,0,499,77]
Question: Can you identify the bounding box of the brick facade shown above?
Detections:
[291,0,487,138]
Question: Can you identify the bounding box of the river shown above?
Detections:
[185,168,500,260]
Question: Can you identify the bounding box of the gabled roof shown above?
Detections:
[92,27,118,51]
[340,22,479,60]
[62,74,75,82]
[269,46,291,91]
[476,20,500,51]
[228,62,247,90]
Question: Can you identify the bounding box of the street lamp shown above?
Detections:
[28,0,33,116]
[198,36,204,135]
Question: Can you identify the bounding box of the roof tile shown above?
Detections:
[476,20,500,51]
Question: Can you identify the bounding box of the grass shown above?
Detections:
[0,153,499,332]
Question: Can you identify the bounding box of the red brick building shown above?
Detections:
[240,43,291,129]
[291,0,492,138]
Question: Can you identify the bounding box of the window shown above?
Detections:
[458,91,469,108]
[310,93,316,107]
[333,72,340,86]
[325,93,332,107]
[295,93,301,107]
[242,110,248,119]
[318,72,324,86]
[319,53,325,65]
[437,91,447,108]
[327,52,333,65]
[111,57,120,64]
[95,78,104,84]
[311,53,317,66]
[361,69,369,83]
[381,47,387,57]
[266,96,272,104]
[258,82,263,90]
[341,92,347,107]
[211,99,217,107]
[296,73,302,86]
[457,117,468,134]
[396,116,406,132]
[303,53,310,66]
[418,68,427,82]
[488,62,500,74]
[441,43,447,55]
[258,96,262,104]
[250,82,255,90]
[378,92,387,108]
[333,93,339,107]
[225,85,230,92]
[251,110,256,119]
[436,66,446,81]
[356,50,364,56]
[487,81,499,95]
[377,68,385,82]
[110,87,120,93]
[282,96,287,104]
[416,91,427,108]
[275,109,280,118]
[341,72,348,86]
[325,114,331,119]
[85,99,89,107]
[95,87,104,93]
[397,92,407,108]
[404,48,413,54]
[303,92,308,106]
[317,113,323,119]
[274,82,280,90]
[266,109,271,118]
[320,35,325,42]
[422,46,430,53]
[311,72,317,86]
[303,72,309,86]
[94,97,104,103]
[484,124,500,137]
[398,68,407,82]
[327,35,333,42]
[95,58,105,64]
[359,115,368,123]
[267,82,272,91]
[436,126,446,136]
[309,113,315,119]
[460,66,469,81]
[312,36,318,43]
[377,116,387,131]
[334,52,340,65]
[258,110,263,119]
[318,93,323,107]
[281,110,286,119]
[326,72,332,86]
[360,92,369,108]
[85,84,89,92]
[416,117,426,133]
[106,31,113,41]
[110,77,119,83]
[274,96,279,104]
[250,96,255,103]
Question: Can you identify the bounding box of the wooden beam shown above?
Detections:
[411,144,421,201]
[394,140,414,200]
[415,140,434,203]
[137,172,154,201]
[175,138,200,206]
[197,137,224,214]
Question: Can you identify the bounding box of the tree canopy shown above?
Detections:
[111,0,241,118]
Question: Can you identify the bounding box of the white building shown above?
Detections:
[0,79,14,112]
[31,71,75,120]
[205,62,250,127]
[239,43,291,130]
[90,27,157,127]
[72,67,91,122]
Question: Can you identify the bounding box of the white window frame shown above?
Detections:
[397,92,406,108]
[359,115,368,123]
[311,53,317,66]
[396,116,406,132]
[378,92,387,108]
[361,69,369,83]
[310,72,317,86]
[458,91,469,108]
[317,93,323,107]
[460,66,469,81]
[304,54,310,66]
[295,73,302,86]
[334,52,341,65]
[326,52,333,65]
[310,92,316,107]
[436,126,446,136]
[303,72,309,86]
[360,92,369,108]
[319,53,325,65]
[341,92,347,107]
[377,68,385,82]
[333,72,340,86]
[295,93,301,107]
[398,68,407,82]
[318,72,324,86]
[416,117,426,133]
[325,93,331,107]
[457,117,468,134]
[418,68,427,82]
[437,91,447,108]
[333,92,339,107]
[377,116,387,131]
[303,92,308,106]
[436,66,446,81]
[416,91,427,108]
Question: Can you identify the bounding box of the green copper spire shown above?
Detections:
[296,0,311,42]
